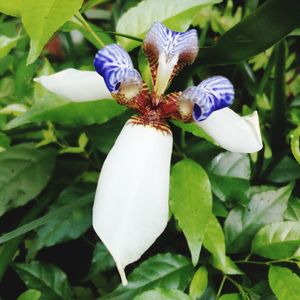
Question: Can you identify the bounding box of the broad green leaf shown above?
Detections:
[0,132,11,150]
[116,0,222,51]
[14,262,73,300]
[0,143,56,217]
[85,242,115,279]
[170,159,212,265]
[17,289,41,300]
[195,0,300,66]
[252,221,300,259]
[203,215,226,270]
[5,93,126,129]
[0,0,20,17]
[189,266,207,300]
[102,253,193,300]
[134,288,191,300]
[285,198,300,221]
[0,36,22,59]
[219,294,242,300]
[269,266,300,300]
[208,153,250,205]
[21,0,83,64]
[224,184,292,253]
[210,255,243,275]
[27,185,93,260]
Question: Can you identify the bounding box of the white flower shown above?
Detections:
[35,22,262,285]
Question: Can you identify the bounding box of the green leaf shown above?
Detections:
[224,184,292,253]
[85,242,115,279]
[219,294,242,300]
[0,0,20,17]
[5,93,126,129]
[210,255,243,275]
[170,159,212,265]
[269,266,300,300]
[285,198,300,221]
[17,289,42,300]
[189,266,207,300]
[27,185,93,260]
[203,215,226,270]
[21,0,83,64]
[102,253,193,300]
[195,0,300,66]
[134,288,191,300]
[14,261,73,300]
[0,35,22,59]
[0,143,56,217]
[208,152,250,205]
[116,0,221,51]
[252,221,300,259]
[0,132,11,150]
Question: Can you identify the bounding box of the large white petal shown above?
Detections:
[197,108,263,153]
[34,68,112,101]
[93,120,173,285]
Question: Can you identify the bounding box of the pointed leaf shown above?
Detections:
[17,290,41,300]
[170,159,212,265]
[189,266,207,300]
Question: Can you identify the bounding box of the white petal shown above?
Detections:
[197,108,263,153]
[34,68,112,101]
[93,120,173,285]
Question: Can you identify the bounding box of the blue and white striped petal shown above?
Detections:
[180,76,234,121]
[143,22,199,96]
[94,44,142,99]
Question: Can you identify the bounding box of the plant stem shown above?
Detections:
[75,12,105,48]
[216,275,226,299]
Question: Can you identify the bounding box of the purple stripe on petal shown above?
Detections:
[94,44,142,97]
[180,76,234,121]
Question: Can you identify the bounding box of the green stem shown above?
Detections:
[235,258,296,266]
[216,275,226,299]
[75,12,105,48]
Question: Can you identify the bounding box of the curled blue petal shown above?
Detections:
[94,44,142,96]
[143,22,199,96]
[181,76,234,121]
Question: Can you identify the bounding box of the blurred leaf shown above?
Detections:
[203,215,226,271]
[219,294,242,300]
[285,198,300,221]
[5,93,126,129]
[102,253,193,300]
[27,185,93,260]
[14,261,73,300]
[269,266,300,300]
[252,221,300,259]
[116,0,221,51]
[267,156,300,183]
[85,242,115,279]
[224,184,292,253]
[0,35,22,59]
[189,266,207,300]
[208,152,250,205]
[170,159,212,265]
[290,127,300,163]
[73,287,93,300]
[0,143,56,217]
[0,132,11,150]
[0,0,20,17]
[21,0,83,64]
[196,0,300,66]
[134,288,191,300]
[17,289,41,300]
[270,40,286,158]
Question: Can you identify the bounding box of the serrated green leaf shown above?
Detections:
[27,185,93,260]
[5,93,126,129]
[189,266,207,300]
[17,289,41,300]
[170,159,212,265]
[269,266,300,300]
[134,288,191,300]
[14,262,73,300]
[208,153,250,205]
[102,253,193,300]
[21,0,83,64]
[0,0,20,17]
[224,184,292,253]
[252,221,300,259]
[116,0,221,51]
[0,143,56,217]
